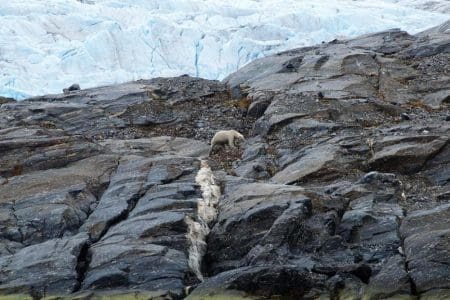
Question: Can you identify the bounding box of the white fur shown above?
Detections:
[209,130,244,154]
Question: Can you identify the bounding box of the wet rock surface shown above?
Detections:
[0,23,449,299]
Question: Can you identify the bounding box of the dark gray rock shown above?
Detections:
[225,26,449,110]
[247,99,271,119]
[68,289,175,299]
[420,289,450,299]
[423,143,450,186]
[0,96,15,104]
[81,156,198,241]
[132,114,177,126]
[207,182,311,274]
[400,204,450,294]
[246,92,273,118]
[187,265,325,299]
[0,155,118,248]
[337,195,404,266]
[82,224,188,295]
[402,20,450,58]
[368,135,448,174]
[234,160,270,180]
[6,184,96,245]
[0,238,23,256]
[272,144,339,184]
[404,229,450,293]
[240,138,268,162]
[63,83,81,94]
[0,233,89,296]
[400,203,450,238]
[0,127,103,177]
[100,136,210,158]
[80,157,201,297]
[400,113,411,120]
[363,255,411,299]
[253,112,307,136]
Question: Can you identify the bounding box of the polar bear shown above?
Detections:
[209,130,244,155]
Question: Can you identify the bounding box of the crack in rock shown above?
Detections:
[186,160,221,281]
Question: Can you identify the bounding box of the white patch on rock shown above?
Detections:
[186,160,221,281]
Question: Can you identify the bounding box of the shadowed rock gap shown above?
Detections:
[401,236,419,296]
[71,197,140,294]
[73,242,91,293]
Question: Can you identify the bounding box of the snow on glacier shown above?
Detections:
[0,0,449,99]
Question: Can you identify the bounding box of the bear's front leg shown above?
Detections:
[228,136,236,149]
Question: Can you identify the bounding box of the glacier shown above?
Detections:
[0,0,449,99]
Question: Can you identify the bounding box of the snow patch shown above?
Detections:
[186,160,220,281]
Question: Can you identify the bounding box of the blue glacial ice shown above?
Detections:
[0,0,449,99]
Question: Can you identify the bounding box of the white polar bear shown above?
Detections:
[209,130,244,155]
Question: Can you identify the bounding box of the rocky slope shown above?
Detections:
[0,21,449,299]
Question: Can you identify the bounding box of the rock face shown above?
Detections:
[0,22,449,299]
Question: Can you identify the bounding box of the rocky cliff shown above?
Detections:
[0,21,449,300]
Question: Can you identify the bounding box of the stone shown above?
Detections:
[0,155,118,248]
[55,290,175,299]
[363,255,411,299]
[80,156,152,240]
[234,160,270,180]
[253,112,307,136]
[246,92,274,119]
[420,289,450,300]
[0,233,89,296]
[186,266,324,300]
[400,204,450,293]
[100,137,209,158]
[400,113,411,120]
[0,96,15,105]
[80,157,201,297]
[404,229,450,293]
[247,99,271,118]
[0,238,23,256]
[132,114,177,126]
[240,138,267,161]
[82,233,188,296]
[69,84,81,91]
[400,203,450,238]
[63,84,81,94]
[423,143,450,186]
[337,194,403,265]
[368,135,448,174]
[423,90,450,108]
[207,182,311,274]
[271,144,339,184]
